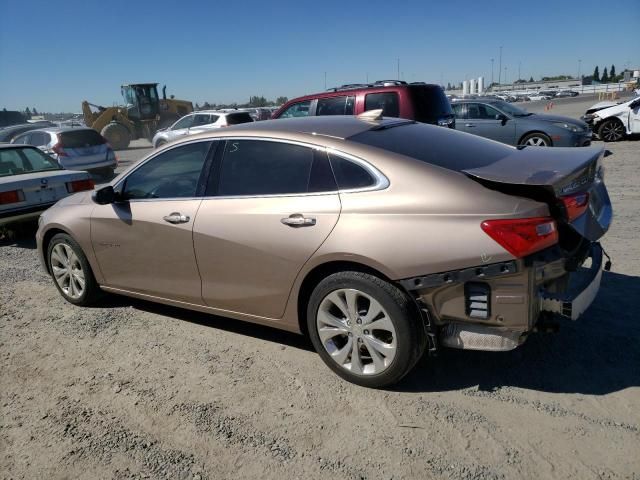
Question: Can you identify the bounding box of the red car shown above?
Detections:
[272,80,455,128]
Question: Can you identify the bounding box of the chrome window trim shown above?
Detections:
[115,136,389,203]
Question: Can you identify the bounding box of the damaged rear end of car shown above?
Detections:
[399,143,612,352]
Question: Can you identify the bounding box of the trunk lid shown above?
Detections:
[463,145,612,242]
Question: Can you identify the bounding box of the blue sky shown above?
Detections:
[1,0,638,112]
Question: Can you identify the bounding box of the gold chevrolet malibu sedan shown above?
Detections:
[36,112,612,387]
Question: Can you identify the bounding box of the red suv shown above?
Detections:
[272,80,455,127]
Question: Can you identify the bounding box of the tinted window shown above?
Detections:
[218,140,330,196]
[226,112,254,125]
[60,129,105,147]
[317,96,355,116]
[0,147,60,177]
[350,122,512,171]
[408,85,454,123]
[29,131,50,146]
[329,154,375,190]
[123,141,211,199]
[365,92,399,117]
[172,115,194,130]
[279,101,311,118]
[451,103,465,119]
[12,133,31,144]
[193,114,214,127]
[467,103,501,120]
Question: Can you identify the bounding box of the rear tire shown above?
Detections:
[47,233,102,306]
[598,119,625,142]
[519,132,552,147]
[101,123,131,150]
[306,271,425,388]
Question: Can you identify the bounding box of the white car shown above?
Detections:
[0,144,93,226]
[528,93,553,101]
[151,111,253,148]
[584,96,640,142]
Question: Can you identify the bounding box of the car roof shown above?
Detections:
[184,116,414,142]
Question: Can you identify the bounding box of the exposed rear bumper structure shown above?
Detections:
[402,243,604,352]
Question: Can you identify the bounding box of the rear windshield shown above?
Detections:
[349,122,512,171]
[226,113,254,125]
[408,85,453,122]
[0,147,61,177]
[60,129,105,147]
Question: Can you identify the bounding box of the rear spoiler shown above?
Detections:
[462,145,604,194]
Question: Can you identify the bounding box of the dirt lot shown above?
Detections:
[1,98,639,479]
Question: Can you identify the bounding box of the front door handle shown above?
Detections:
[281,213,316,227]
[163,212,190,224]
[465,123,476,127]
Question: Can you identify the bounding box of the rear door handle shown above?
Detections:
[465,123,476,127]
[281,213,316,227]
[163,212,190,224]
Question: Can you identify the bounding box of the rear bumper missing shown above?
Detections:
[400,243,604,351]
[539,243,603,320]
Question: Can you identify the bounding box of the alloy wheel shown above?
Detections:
[50,243,85,299]
[600,121,624,142]
[316,288,397,375]
[524,136,549,146]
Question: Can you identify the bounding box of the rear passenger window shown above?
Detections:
[279,101,311,118]
[29,132,49,146]
[365,92,399,117]
[217,140,336,196]
[329,154,375,190]
[317,96,355,116]
[451,103,465,119]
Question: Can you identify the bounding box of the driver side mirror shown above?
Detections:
[92,185,120,205]
[495,113,508,125]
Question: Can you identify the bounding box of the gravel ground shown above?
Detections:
[1,97,639,479]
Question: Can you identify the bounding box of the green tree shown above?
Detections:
[602,67,609,83]
[275,96,288,105]
[25,107,31,119]
[32,107,38,115]
[610,65,616,81]
[593,66,600,82]
[529,76,534,82]
[249,95,268,107]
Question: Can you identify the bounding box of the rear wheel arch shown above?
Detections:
[296,260,405,337]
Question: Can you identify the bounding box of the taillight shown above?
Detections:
[481,217,558,258]
[0,189,24,205]
[561,192,589,221]
[52,142,68,157]
[66,179,95,193]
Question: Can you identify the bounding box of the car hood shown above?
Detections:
[525,113,588,128]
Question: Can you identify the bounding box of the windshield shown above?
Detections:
[0,147,61,176]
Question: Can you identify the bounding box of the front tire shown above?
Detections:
[519,132,552,147]
[598,119,625,142]
[307,271,425,388]
[47,233,101,306]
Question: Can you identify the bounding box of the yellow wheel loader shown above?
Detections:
[82,83,193,149]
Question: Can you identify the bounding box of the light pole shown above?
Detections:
[578,59,582,81]
[491,58,494,87]
[397,58,400,80]
[324,71,327,90]
[518,61,521,82]
[498,46,503,85]
[504,66,508,85]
